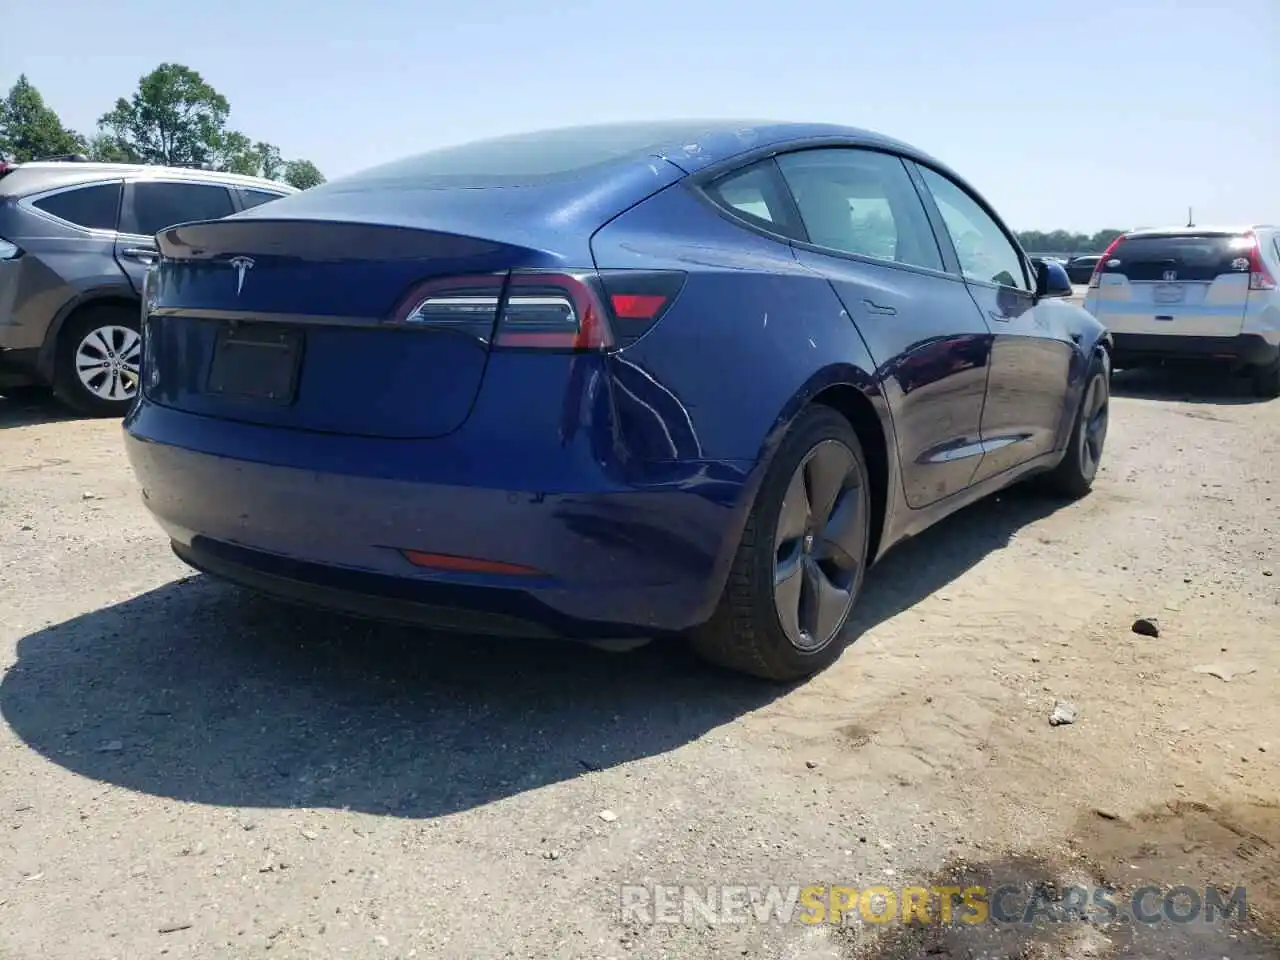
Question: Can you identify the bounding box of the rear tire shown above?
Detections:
[52,305,142,417]
[1250,355,1280,399]
[690,405,872,683]
[1043,351,1110,499]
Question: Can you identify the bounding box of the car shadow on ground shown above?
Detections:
[1110,366,1272,405]
[1,485,1066,820]
[0,390,80,429]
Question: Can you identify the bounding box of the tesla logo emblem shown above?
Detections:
[1162,270,1177,281]
[228,256,255,295]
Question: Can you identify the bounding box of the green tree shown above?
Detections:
[283,158,325,189]
[0,75,87,161]
[1090,228,1125,251]
[214,130,256,174]
[215,134,287,179]
[1016,228,1129,256]
[97,63,230,166]
[254,141,284,180]
[85,132,137,163]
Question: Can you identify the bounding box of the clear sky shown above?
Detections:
[5,0,1277,233]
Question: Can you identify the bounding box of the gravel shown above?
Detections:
[1,367,1277,959]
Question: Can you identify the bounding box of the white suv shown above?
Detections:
[1082,225,1280,397]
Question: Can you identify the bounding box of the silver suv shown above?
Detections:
[0,159,296,415]
[1082,225,1280,397]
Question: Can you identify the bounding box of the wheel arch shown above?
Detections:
[755,364,896,565]
[37,286,140,381]
[810,384,891,564]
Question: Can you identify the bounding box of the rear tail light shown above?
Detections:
[388,273,506,342]
[495,271,613,349]
[389,269,685,351]
[1088,235,1124,288]
[1244,232,1276,291]
[596,270,686,345]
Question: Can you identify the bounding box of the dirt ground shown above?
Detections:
[0,366,1276,960]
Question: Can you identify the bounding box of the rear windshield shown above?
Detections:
[1103,233,1255,282]
[318,122,719,190]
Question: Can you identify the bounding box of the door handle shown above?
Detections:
[121,247,157,263]
[863,299,897,316]
[988,311,1011,323]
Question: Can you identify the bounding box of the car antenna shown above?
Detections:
[1186,206,1194,228]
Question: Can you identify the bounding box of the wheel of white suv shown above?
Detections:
[53,305,142,417]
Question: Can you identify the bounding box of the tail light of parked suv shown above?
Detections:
[1244,232,1276,291]
[389,269,686,350]
[1088,235,1124,288]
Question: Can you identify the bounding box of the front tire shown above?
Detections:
[1043,352,1110,498]
[690,405,872,682]
[52,305,142,417]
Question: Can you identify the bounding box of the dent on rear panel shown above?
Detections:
[592,184,873,462]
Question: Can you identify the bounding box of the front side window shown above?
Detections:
[917,166,1030,291]
[121,182,235,237]
[31,182,122,231]
[773,148,944,272]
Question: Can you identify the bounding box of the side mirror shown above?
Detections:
[1033,257,1074,299]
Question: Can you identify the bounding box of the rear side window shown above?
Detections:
[775,148,944,272]
[703,160,802,237]
[31,182,121,231]
[240,188,285,210]
[121,181,235,237]
[1103,234,1256,282]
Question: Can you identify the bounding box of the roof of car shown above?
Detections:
[319,119,950,189]
[1124,224,1270,238]
[0,160,296,196]
[535,118,945,171]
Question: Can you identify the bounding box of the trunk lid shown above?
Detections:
[143,153,685,439]
[145,218,549,439]
[1089,232,1254,337]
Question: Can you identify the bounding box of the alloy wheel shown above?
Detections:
[1080,374,1109,477]
[772,439,865,652]
[75,325,141,403]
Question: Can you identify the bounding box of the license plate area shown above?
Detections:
[1153,283,1185,304]
[206,322,302,404]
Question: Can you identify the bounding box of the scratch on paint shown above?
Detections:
[762,312,769,328]
[808,338,817,349]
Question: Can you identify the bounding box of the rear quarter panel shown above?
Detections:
[0,203,129,354]
[590,182,888,468]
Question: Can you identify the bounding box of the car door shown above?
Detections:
[911,162,1076,484]
[770,146,994,509]
[114,179,237,294]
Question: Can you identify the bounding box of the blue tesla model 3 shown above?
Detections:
[123,120,1111,681]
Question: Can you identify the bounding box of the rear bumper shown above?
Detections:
[1110,332,1279,367]
[123,400,755,636]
